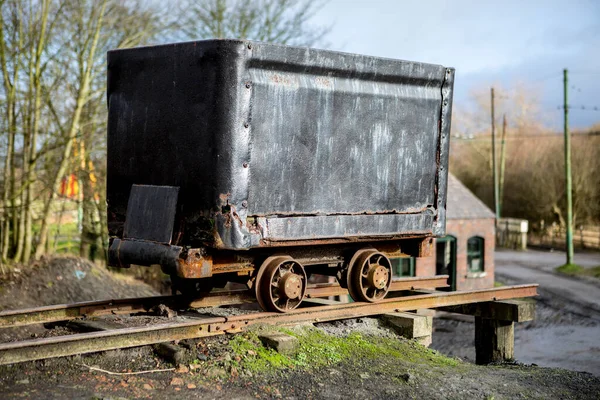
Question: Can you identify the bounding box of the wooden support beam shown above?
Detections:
[66,319,122,333]
[428,296,536,364]
[436,299,535,322]
[475,317,514,364]
[435,299,535,365]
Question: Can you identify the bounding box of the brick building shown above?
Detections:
[410,174,495,291]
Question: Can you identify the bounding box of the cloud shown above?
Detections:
[310,0,600,128]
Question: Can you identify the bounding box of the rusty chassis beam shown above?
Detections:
[306,275,448,298]
[0,276,448,329]
[0,284,537,365]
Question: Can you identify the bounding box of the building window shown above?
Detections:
[467,236,484,272]
[436,235,457,291]
[391,257,415,277]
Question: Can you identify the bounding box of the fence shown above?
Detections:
[529,223,600,250]
[496,218,528,250]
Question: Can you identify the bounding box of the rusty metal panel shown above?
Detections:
[107,40,454,251]
[257,214,434,241]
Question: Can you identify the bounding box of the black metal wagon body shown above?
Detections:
[106,39,454,310]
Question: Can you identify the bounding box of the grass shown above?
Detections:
[225,326,459,375]
[32,222,80,254]
[555,263,600,278]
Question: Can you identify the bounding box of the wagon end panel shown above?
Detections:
[106,40,248,242]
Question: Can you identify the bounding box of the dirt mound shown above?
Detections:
[0,257,159,311]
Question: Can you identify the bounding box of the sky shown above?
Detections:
[309,0,600,130]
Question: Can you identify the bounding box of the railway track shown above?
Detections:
[0,277,537,366]
[0,275,449,328]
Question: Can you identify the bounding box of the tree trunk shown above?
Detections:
[35,0,108,259]
[23,0,50,263]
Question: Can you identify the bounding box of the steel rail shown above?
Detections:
[0,276,449,328]
[0,284,537,365]
[0,291,251,329]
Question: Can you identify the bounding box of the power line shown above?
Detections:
[571,105,600,111]
[569,70,600,76]
[555,105,600,111]
[570,85,582,93]
[452,132,598,141]
[529,71,564,83]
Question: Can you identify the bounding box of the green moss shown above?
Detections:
[556,263,584,274]
[229,331,296,372]
[227,326,459,375]
[556,263,600,278]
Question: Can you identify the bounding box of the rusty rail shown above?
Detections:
[0,276,449,328]
[0,291,250,329]
[0,284,537,365]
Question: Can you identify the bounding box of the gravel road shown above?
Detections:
[431,249,600,377]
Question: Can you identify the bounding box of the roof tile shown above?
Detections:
[446,174,495,220]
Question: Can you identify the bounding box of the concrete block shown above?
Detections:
[258,332,299,355]
[415,308,436,317]
[153,343,188,365]
[416,335,432,347]
[383,311,433,339]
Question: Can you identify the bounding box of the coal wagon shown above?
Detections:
[106,39,454,312]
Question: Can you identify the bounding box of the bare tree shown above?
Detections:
[180,0,329,46]
[34,0,110,259]
[35,0,165,260]
[0,0,62,263]
[451,85,600,229]
[0,0,329,266]
[73,0,164,260]
[0,0,22,263]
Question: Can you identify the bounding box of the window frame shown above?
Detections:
[436,235,457,291]
[466,236,485,272]
[391,256,415,278]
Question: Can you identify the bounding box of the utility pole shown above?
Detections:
[563,69,574,265]
[491,88,500,221]
[499,114,507,217]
